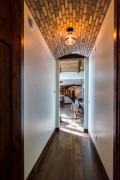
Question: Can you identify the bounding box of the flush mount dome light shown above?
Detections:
[65,28,76,45]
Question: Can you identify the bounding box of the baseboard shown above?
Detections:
[84,129,88,133]
[26,129,56,180]
[56,127,59,131]
[88,131,109,180]
[63,103,72,104]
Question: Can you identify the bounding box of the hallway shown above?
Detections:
[29,122,108,180]
[23,0,114,179]
[1,0,119,179]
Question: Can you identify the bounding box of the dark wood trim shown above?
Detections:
[59,54,86,60]
[0,24,13,46]
[63,103,72,104]
[21,1,24,179]
[88,131,109,180]
[12,2,24,179]
[84,129,88,133]
[63,84,82,89]
[114,0,120,179]
[0,1,24,180]
[60,64,61,73]
[78,60,80,73]
[26,129,56,180]
[56,127,60,131]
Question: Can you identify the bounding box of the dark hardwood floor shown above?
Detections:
[29,120,108,180]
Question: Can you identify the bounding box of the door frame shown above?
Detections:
[114,0,120,179]
[0,0,24,179]
[8,0,120,179]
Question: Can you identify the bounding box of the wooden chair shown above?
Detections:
[75,112,84,119]
[75,104,84,119]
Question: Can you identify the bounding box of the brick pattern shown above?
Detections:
[25,0,111,59]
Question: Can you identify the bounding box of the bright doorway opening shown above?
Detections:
[59,59,85,133]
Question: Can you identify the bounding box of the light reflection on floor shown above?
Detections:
[60,104,84,132]
[61,117,84,132]
[60,104,84,133]
[61,113,71,122]
[66,122,84,132]
[60,127,85,137]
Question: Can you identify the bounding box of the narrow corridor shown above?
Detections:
[29,121,108,180]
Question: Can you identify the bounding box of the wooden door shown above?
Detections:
[114,0,120,179]
[0,41,12,179]
[0,1,24,180]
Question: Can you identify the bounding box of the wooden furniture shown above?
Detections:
[75,112,84,119]
[75,104,84,120]
[60,95,64,107]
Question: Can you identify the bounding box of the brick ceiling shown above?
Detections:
[25,0,111,59]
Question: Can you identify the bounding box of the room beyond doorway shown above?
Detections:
[57,56,89,134]
[59,58,85,133]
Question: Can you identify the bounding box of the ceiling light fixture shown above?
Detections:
[65,28,76,45]
[28,17,35,30]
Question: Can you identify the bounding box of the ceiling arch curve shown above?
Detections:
[25,0,111,59]
[59,53,86,59]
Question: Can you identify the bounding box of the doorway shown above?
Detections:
[56,55,88,134]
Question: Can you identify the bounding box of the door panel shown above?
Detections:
[0,40,12,179]
[0,0,11,30]
[114,0,120,179]
[0,0,24,180]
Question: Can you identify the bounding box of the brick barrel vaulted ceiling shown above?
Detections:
[25,0,111,59]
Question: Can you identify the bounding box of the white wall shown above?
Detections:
[89,0,114,179]
[84,58,89,130]
[75,89,82,99]
[60,71,84,79]
[24,3,56,179]
[56,60,60,128]
[64,96,73,103]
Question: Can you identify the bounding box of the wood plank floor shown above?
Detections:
[30,121,108,180]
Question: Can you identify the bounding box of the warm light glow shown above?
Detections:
[65,37,76,45]
[83,84,84,88]
[21,37,24,47]
[114,32,116,39]
[68,37,72,45]
[60,31,62,36]
[69,34,72,38]
[65,28,76,45]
